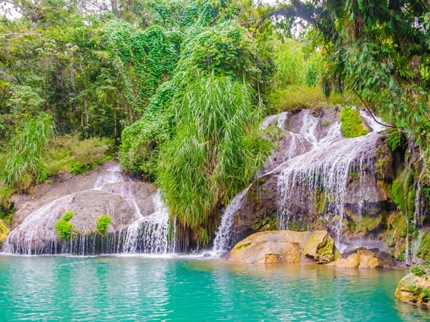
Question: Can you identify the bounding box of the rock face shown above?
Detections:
[395,273,430,307]
[4,162,164,254]
[220,108,402,259]
[228,230,341,264]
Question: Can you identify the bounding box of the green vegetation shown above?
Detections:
[411,266,426,277]
[340,106,368,138]
[96,214,112,237]
[158,74,271,243]
[418,231,430,263]
[236,242,252,250]
[55,211,74,240]
[1,113,54,190]
[387,130,406,151]
[1,0,430,250]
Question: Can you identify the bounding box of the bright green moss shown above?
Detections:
[340,106,369,138]
[96,214,112,236]
[55,211,74,240]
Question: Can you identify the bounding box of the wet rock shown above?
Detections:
[303,230,341,263]
[395,272,430,307]
[228,230,339,264]
[225,108,396,260]
[6,162,159,254]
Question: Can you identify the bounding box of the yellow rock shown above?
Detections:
[395,273,430,307]
[304,230,341,263]
[327,248,383,268]
[228,230,339,264]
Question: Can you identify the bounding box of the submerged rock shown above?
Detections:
[395,272,430,307]
[228,230,340,264]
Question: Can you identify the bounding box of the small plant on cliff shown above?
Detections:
[340,106,368,138]
[411,266,426,276]
[387,129,406,151]
[96,214,111,237]
[55,211,74,240]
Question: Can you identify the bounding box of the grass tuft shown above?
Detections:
[96,214,112,236]
[340,106,368,138]
[55,211,74,240]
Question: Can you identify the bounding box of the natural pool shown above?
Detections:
[0,255,429,321]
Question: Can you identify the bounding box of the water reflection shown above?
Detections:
[0,256,429,321]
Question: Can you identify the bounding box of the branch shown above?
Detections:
[352,89,399,129]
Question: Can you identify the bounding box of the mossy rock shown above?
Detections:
[303,230,341,263]
[340,106,369,138]
[395,273,430,307]
[0,219,10,248]
[417,231,430,262]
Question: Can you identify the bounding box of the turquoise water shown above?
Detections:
[0,256,429,321]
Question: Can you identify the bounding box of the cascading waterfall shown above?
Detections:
[276,110,381,246]
[212,185,252,253]
[123,190,174,254]
[3,164,175,256]
[3,194,75,255]
[93,164,124,189]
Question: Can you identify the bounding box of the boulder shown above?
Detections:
[228,230,340,264]
[395,272,430,307]
[327,248,387,268]
[6,162,159,254]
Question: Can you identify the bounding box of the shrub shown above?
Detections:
[1,112,55,189]
[340,106,369,138]
[411,266,426,276]
[96,214,112,236]
[41,135,113,177]
[273,39,305,86]
[268,85,343,113]
[158,74,271,241]
[55,211,74,240]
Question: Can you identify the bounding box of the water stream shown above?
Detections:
[3,165,175,256]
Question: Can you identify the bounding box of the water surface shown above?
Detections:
[0,256,429,321]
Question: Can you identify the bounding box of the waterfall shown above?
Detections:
[123,190,174,254]
[276,111,379,246]
[3,194,75,255]
[3,164,175,256]
[212,185,251,253]
[93,164,124,189]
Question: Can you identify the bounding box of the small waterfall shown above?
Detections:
[3,194,75,255]
[123,190,174,254]
[359,110,386,133]
[93,164,124,189]
[212,186,251,253]
[261,112,289,130]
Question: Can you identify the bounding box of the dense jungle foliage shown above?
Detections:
[1,0,429,247]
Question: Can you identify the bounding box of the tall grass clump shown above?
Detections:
[158,74,271,245]
[1,112,55,189]
[274,39,305,86]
